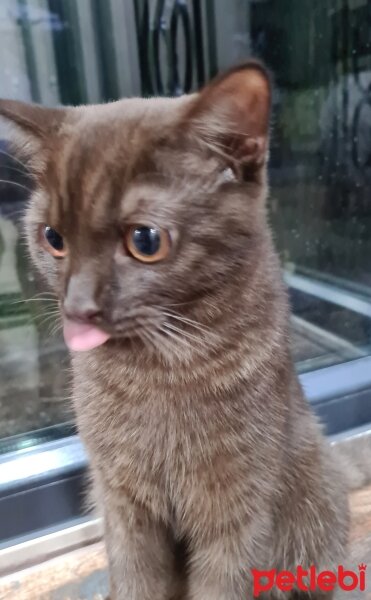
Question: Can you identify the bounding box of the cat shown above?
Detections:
[0,62,349,600]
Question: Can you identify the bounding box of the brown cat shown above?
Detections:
[0,62,348,600]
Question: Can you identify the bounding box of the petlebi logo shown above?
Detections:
[252,564,367,597]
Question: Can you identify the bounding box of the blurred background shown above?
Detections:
[1,0,371,546]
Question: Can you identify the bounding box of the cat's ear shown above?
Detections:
[185,61,271,174]
[0,99,67,174]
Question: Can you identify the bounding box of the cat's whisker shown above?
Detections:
[194,120,256,141]
[161,315,218,350]
[160,325,201,355]
[32,307,60,317]
[163,299,199,309]
[147,327,188,364]
[45,323,61,337]
[198,139,234,165]
[0,179,33,193]
[49,322,63,337]
[0,164,31,177]
[35,309,61,320]
[44,321,62,335]
[138,329,157,357]
[20,291,59,303]
[31,311,61,330]
[30,291,58,298]
[141,329,172,363]
[163,322,201,345]
[0,148,29,172]
[45,313,63,334]
[11,297,58,305]
[30,306,60,319]
[193,117,256,142]
[160,309,216,338]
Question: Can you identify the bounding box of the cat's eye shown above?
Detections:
[40,225,66,258]
[125,225,170,263]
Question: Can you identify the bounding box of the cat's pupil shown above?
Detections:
[132,227,160,256]
[45,226,63,251]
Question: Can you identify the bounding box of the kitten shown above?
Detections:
[0,62,349,600]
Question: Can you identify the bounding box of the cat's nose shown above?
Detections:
[64,272,102,324]
[64,305,101,324]
[63,297,101,323]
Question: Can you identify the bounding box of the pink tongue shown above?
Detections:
[63,320,111,352]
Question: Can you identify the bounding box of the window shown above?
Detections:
[0,0,370,554]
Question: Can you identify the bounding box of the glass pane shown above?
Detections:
[1,0,371,455]
[250,0,371,372]
[0,151,72,446]
[0,1,87,448]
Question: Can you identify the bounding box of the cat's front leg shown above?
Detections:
[103,493,175,600]
[186,532,260,600]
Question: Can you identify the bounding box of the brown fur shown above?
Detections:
[0,62,348,599]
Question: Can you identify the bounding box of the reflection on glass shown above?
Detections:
[251,0,371,371]
[0,142,71,442]
[0,0,371,447]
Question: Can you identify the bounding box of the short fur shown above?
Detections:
[0,62,348,599]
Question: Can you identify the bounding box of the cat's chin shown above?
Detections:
[63,319,111,352]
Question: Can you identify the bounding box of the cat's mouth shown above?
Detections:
[63,319,111,352]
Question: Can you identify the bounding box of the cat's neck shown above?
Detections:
[73,289,289,396]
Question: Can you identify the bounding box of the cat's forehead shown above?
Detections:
[37,96,197,230]
[56,95,193,169]
[70,95,192,141]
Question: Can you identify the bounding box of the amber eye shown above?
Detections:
[125,226,170,263]
[41,225,66,258]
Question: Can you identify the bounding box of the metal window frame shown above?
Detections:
[285,271,371,319]
[0,517,103,577]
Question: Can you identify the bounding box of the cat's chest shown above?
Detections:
[74,372,212,474]
[73,362,264,527]
[72,355,251,519]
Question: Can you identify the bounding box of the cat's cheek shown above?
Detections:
[34,247,64,290]
[25,241,55,288]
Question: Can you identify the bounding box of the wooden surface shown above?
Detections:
[2,485,371,599]
[0,544,108,600]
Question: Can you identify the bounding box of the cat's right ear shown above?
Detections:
[0,99,67,174]
[183,61,272,176]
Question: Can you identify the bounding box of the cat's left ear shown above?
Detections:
[0,99,67,174]
[185,61,271,174]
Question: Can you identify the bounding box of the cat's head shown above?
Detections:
[0,62,272,360]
